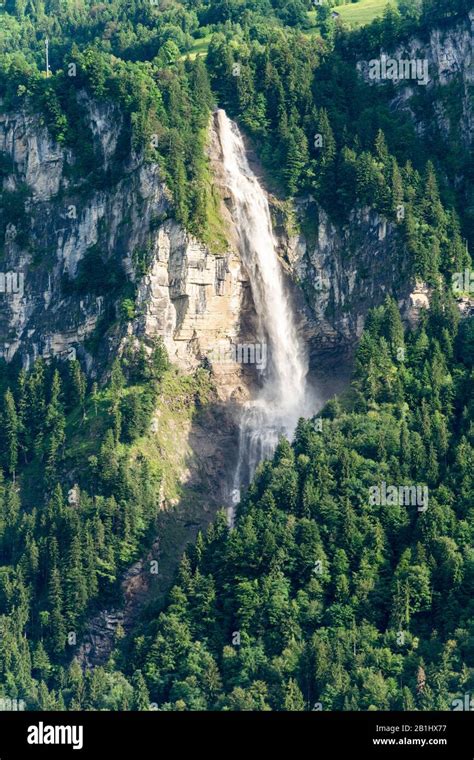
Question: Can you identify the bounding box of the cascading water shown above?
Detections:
[215,109,315,524]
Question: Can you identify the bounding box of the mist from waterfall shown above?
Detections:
[216,109,316,524]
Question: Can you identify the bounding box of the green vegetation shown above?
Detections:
[184,35,213,60]
[206,24,471,279]
[2,290,473,710]
[0,336,228,708]
[336,0,398,27]
[0,0,471,247]
[104,296,473,711]
[0,0,472,712]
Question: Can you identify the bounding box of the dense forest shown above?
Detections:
[0,295,472,710]
[0,0,473,711]
[115,296,474,711]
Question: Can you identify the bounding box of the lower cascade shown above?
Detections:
[215,109,317,523]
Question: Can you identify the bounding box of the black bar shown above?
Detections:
[0,711,472,758]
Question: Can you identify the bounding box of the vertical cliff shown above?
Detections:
[0,95,256,403]
[1,12,471,388]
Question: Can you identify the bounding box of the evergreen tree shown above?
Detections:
[3,389,18,479]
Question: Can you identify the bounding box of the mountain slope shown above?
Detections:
[0,0,472,712]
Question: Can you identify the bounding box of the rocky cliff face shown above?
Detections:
[277,10,474,360]
[273,202,415,362]
[0,12,471,384]
[357,10,473,148]
[392,10,473,148]
[0,99,144,370]
[0,95,254,401]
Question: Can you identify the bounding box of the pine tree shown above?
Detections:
[422,162,445,230]
[282,122,308,195]
[375,129,390,172]
[91,382,99,417]
[283,678,305,710]
[383,296,405,359]
[69,360,87,416]
[390,157,404,216]
[65,534,88,627]
[399,420,412,477]
[110,358,125,400]
[16,369,28,463]
[131,670,150,710]
[3,389,18,479]
[32,641,51,681]
[48,566,66,655]
[45,371,66,485]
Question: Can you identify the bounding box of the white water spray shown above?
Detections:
[216,110,314,524]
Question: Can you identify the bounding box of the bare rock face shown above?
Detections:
[75,538,160,669]
[75,610,125,669]
[406,12,473,147]
[356,10,473,147]
[0,93,253,401]
[0,95,165,372]
[271,12,473,360]
[272,201,414,364]
[133,220,252,401]
[406,281,432,328]
[0,110,68,201]
[78,92,123,172]
[1,9,470,383]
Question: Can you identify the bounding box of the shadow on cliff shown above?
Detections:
[75,394,240,669]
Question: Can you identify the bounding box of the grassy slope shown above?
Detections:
[307,0,398,32]
[187,1,398,58]
[335,0,397,26]
[129,369,222,605]
[185,35,212,60]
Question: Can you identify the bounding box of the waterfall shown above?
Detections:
[215,109,314,524]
